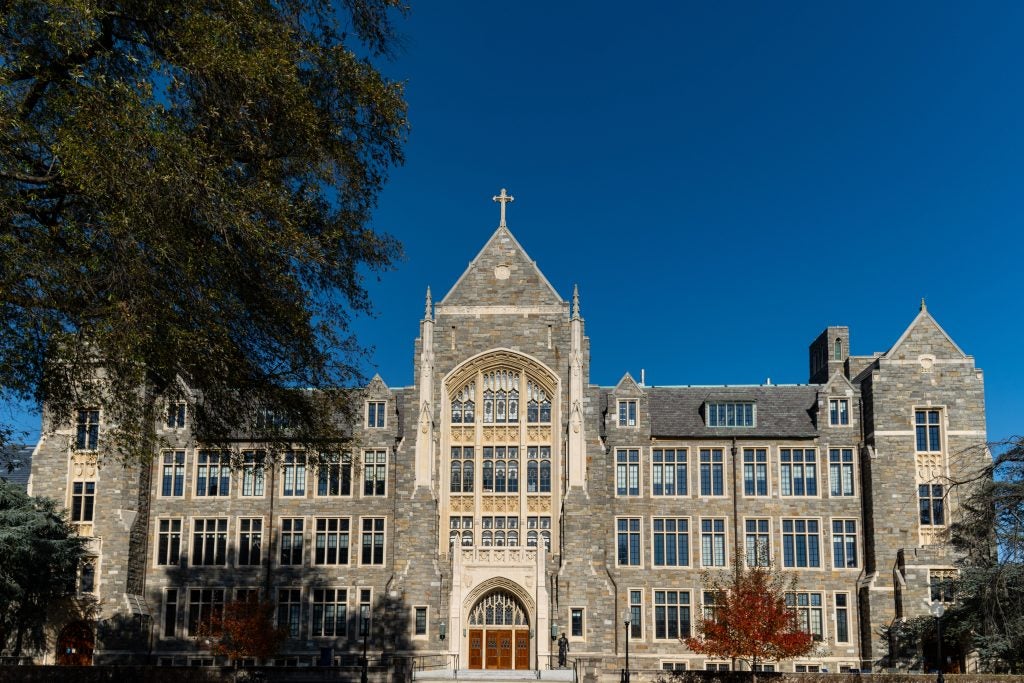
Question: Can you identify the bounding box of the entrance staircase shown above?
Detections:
[414,669,575,682]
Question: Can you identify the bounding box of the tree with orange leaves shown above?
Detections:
[197,596,287,664]
[686,564,816,679]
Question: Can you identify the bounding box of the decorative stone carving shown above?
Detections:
[70,453,97,479]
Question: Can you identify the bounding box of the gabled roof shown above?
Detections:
[642,385,820,438]
[884,303,968,361]
[613,372,645,395]
[438,226,564,308]
[1,445,33,490]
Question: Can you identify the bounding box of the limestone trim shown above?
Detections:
[436,305,566,316]
[443,348,558,396]
[463,576,537,620]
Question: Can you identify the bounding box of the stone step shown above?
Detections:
[414,669,574,682]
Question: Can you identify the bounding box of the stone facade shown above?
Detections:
[27,219,988,673]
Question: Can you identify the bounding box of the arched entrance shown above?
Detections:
[467,591,530,670]
[56,621,94,665]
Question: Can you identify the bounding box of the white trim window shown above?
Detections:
[156,518,182,566]
[829,449,855,497]
[312,588,347,638]
[652,518,690,567]
[700,518,727,567]
[782,519,821,568]
[915,409,942,452]
[780,448,818,496]
[745,518,771,567]
[191,518,228,566]
[653,590,691,639]
[742,448,768,496]
[195,450,230,497]
[166,402,187,429]
[160,451,186,497]
[277,588,302,638]
[363,450,387,496]
[616,517,642,566]
[75,409,100,451]
[360,517,385,565]
[367,401,387,428]
[829,399,850,426]
[314,517,351,565]
[699,449,725,497]
[831,519,858,569]
[786,592,824,641]
[238,518,262,566]
[652,448,687,496]
[616,449,640,496]
[618,399,638,427]
[241,451,266,497]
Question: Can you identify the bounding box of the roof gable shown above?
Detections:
[438,226,564,308]
[885,306,967,361]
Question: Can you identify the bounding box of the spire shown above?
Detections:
[572,284,581,320]
[424,286,433,320]
[920,297,927,313]
[492,188,514,228]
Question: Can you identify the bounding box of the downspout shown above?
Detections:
[731,438,741,566]
[263,452,276,598]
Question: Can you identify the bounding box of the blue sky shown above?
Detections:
[362,2,1023,444]
[5,2,1022,445]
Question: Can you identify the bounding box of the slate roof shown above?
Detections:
[1,445,34,490]
[644,385,821,439]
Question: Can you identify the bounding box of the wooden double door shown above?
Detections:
[468,628,529,669]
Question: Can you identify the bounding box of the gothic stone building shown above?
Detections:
[28,207,988,672]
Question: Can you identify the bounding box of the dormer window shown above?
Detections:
[618,400,637,427]
[706,402,755,428]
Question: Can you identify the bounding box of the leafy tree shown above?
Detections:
[943,438,1024,672]
[686,564,815,679]
[0,0,409,463]
[0,479,88,655]
[196,596,286,664]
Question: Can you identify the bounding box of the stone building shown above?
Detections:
[27,193,988,672]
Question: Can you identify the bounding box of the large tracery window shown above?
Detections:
[468,592,528,627]
[451,382,475,424]
[483,370,520,424]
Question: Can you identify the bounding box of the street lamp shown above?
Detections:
[929,602,946,682]
[622,608,631,683]
[360,614,370,683]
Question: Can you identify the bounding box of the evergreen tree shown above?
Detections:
[0,479,88,655]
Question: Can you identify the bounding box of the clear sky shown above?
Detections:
[5,2,1022,446]
[363,2,1023,444]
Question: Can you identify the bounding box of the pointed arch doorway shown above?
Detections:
[467,590,530,670]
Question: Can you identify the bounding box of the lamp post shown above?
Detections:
[622,609,631,683]
[439,620,446,642]
[360,614,369,683]
[929,602,945,682]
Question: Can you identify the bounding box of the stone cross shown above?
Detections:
[493,188,514,227]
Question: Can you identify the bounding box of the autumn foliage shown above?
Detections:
[197,597,287,662]
[686,565,815,671]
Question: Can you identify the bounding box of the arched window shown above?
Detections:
[508,461,519,493]
[483,461,494,492]
[540,460,551,493]
[834,338,843,360]
[462,530,473,547]
[450,530,460,546]
[527,461,538,493]
[541,530,551,551]
[494,461,506,493]
[463,461,474,493]
[464,399,475,423]
[482,531,492,546]
[508,530,519,546]
[468,592,528,627]
[540,398,551,423]
[508,389,519,422]
[450,461,462,493]
[451,400,462,424]
[495,530,505,546]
